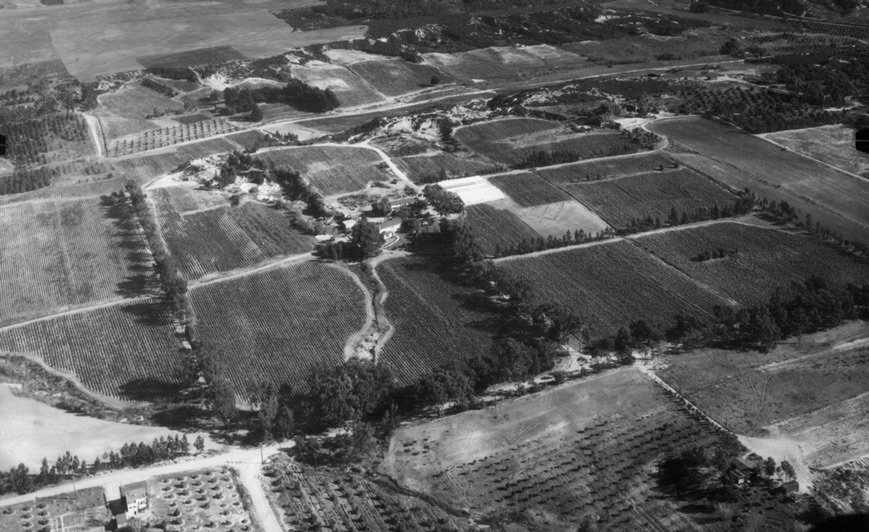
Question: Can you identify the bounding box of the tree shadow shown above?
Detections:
[119,377,185,402]
[118,299,171,326]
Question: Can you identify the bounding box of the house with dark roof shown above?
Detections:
[120,481,148,517]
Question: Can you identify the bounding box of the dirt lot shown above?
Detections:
[0,384,173,470]
[656,321,869,468]
[763,125,869,179]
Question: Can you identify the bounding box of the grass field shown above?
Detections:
[395,152,500,183]
[0,197,153,327]
[257,145,393,196]
[378,257,495,384]
[99,83,185,121]
[189,262,366,395]
[538,151,677,183]
[0,298,184,399]
[657,321,869,467]
[489,172,572,207]
[290,63,384,107]
[348,59,452,97]
[381,365,729,530]
[649,118,869,240]
[511,199,611,238]
[466,203,542,256]
[264,457,473,531]
[422,44,584,83]
[562,168,737,229]
[632,221,869,306]
[152,189,314,280]
[138,45,246,69]
[455,118,641,166]
[499,240,727,338]
[763,125,869,179]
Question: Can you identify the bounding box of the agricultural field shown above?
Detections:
[439,175,507,205]
[347,59,452,97]
[648,118,869,237]
[763,125,869,179]
[377,257,495,384]
[656,321,869,468]
[381,366,733,530]
[257,145,394,196]
[422,45,585,84]
[562,29,728,65]
[0,384,174,470]
[455,118,641,166]
[538,150,677,183]
[632,221,869,306]
[109,137,242,184]
[98,83,185,122]
[562,168,737,229]
[138,45,246,69]
[465,203,542,256]
[150,467,257,531]
[263,456,473,531]
[108,119,242,157]
[151,189,314,280]
[499,240,727,338]
[395,152,500,184]
[0,487,108,532]
[0,298,184,399]
[290,63,384,107]
[188,262,366,395]
[488,172,572,207]
[0,197,153,327]
[511,199,611,239]
[813,457,869,514]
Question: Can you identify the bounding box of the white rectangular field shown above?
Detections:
[440,176,507,205]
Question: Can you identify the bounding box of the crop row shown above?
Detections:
[108,119,240,157]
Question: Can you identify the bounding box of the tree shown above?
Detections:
[210,378,237,421]
[249,104,263,122]
[780,460,795,480]
[764,457,776,476]
[430,75,441,85]
[194,435,205,453]
[351,218,385,258]
[252,381,279,442]
[274,406,295,440]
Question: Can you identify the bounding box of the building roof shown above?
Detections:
[120,481,147,498]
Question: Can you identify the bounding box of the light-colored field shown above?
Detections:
[656,321,869,468]
[382,366,727,529]
[423,44,584,83]
[348,59,452,97]
[763,125,869,179]
[0,197,153,327]
[439,175,507,205]
[290,62,384,107]
[44,6,364,80]
[0,384,173,470]
[649,117,869,238]
[99,83,185,121]
[512,199,610,238]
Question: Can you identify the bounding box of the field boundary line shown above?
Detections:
[0,294,156,335]
[757,133,869,185]
[492,236,622,262]
[638,364,734,436]
[187,252,316,288]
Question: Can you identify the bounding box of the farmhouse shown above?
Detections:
[120,481,148,517]
[388,196,417,210]
[378,219,403,235]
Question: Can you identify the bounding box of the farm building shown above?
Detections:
[388,196,418,210]
[378,220,403,235]
[120,481,148,517]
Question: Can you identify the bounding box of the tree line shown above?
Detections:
[223,80,339,116]
[0,435,203,495]
[123,183,193,326]
[622,195,756,234]
[513,129,661,170]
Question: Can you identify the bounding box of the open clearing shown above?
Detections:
[189,262,366,395]
[632,221,869,306]
[0,384,173,470]
[99,83,184,121]
[512,199,611,238]
[377,257,495,384]
[0,298,184,399]
[152,189,314,281]
[395,152,500,183]
[290,63,384,107]
[763,125,869,179]
[382,366,728,530]
[258,145,393,196]
[439,175,507,205]
[348,59,452,97]
[649,117,869,239]
[47,6,365,80]
[0,197,153,327]
[656,321,869,468]
[562,168,737,229]
[500,240,727,338]
[422,45,584,84]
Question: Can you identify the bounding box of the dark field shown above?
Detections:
[465,203,542,256]
[489,172,572,207]
[138,45,247,69]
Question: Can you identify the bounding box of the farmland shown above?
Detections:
[348,59,451,97]
[422,45,585,84]
[562,168,737,229]
[0,298,184,399]
[395,152,499,184]
[455,118,643,166]
[511,199,611,238]
[290,63,384,107]
[499,240,727,338]
[763,125,869,179]
[381,366,732,530]
[656,321,869,467]
[188,262,366,395]
[151,189,314,280]
[377,257,495,384]
[98,83,185,122]
[632,221,869,305]
[648,118,869,239]
[466,203,542,256]
[0,487,107,532]
[538,151,677,183]
[257,145,394,196]
[109,137,245,184]
[263,456,473,531]
[150,467,257,531]
[138,45,246,69]
[489,172,572,207]
[108,119,241,157]
[0,197,153,327]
